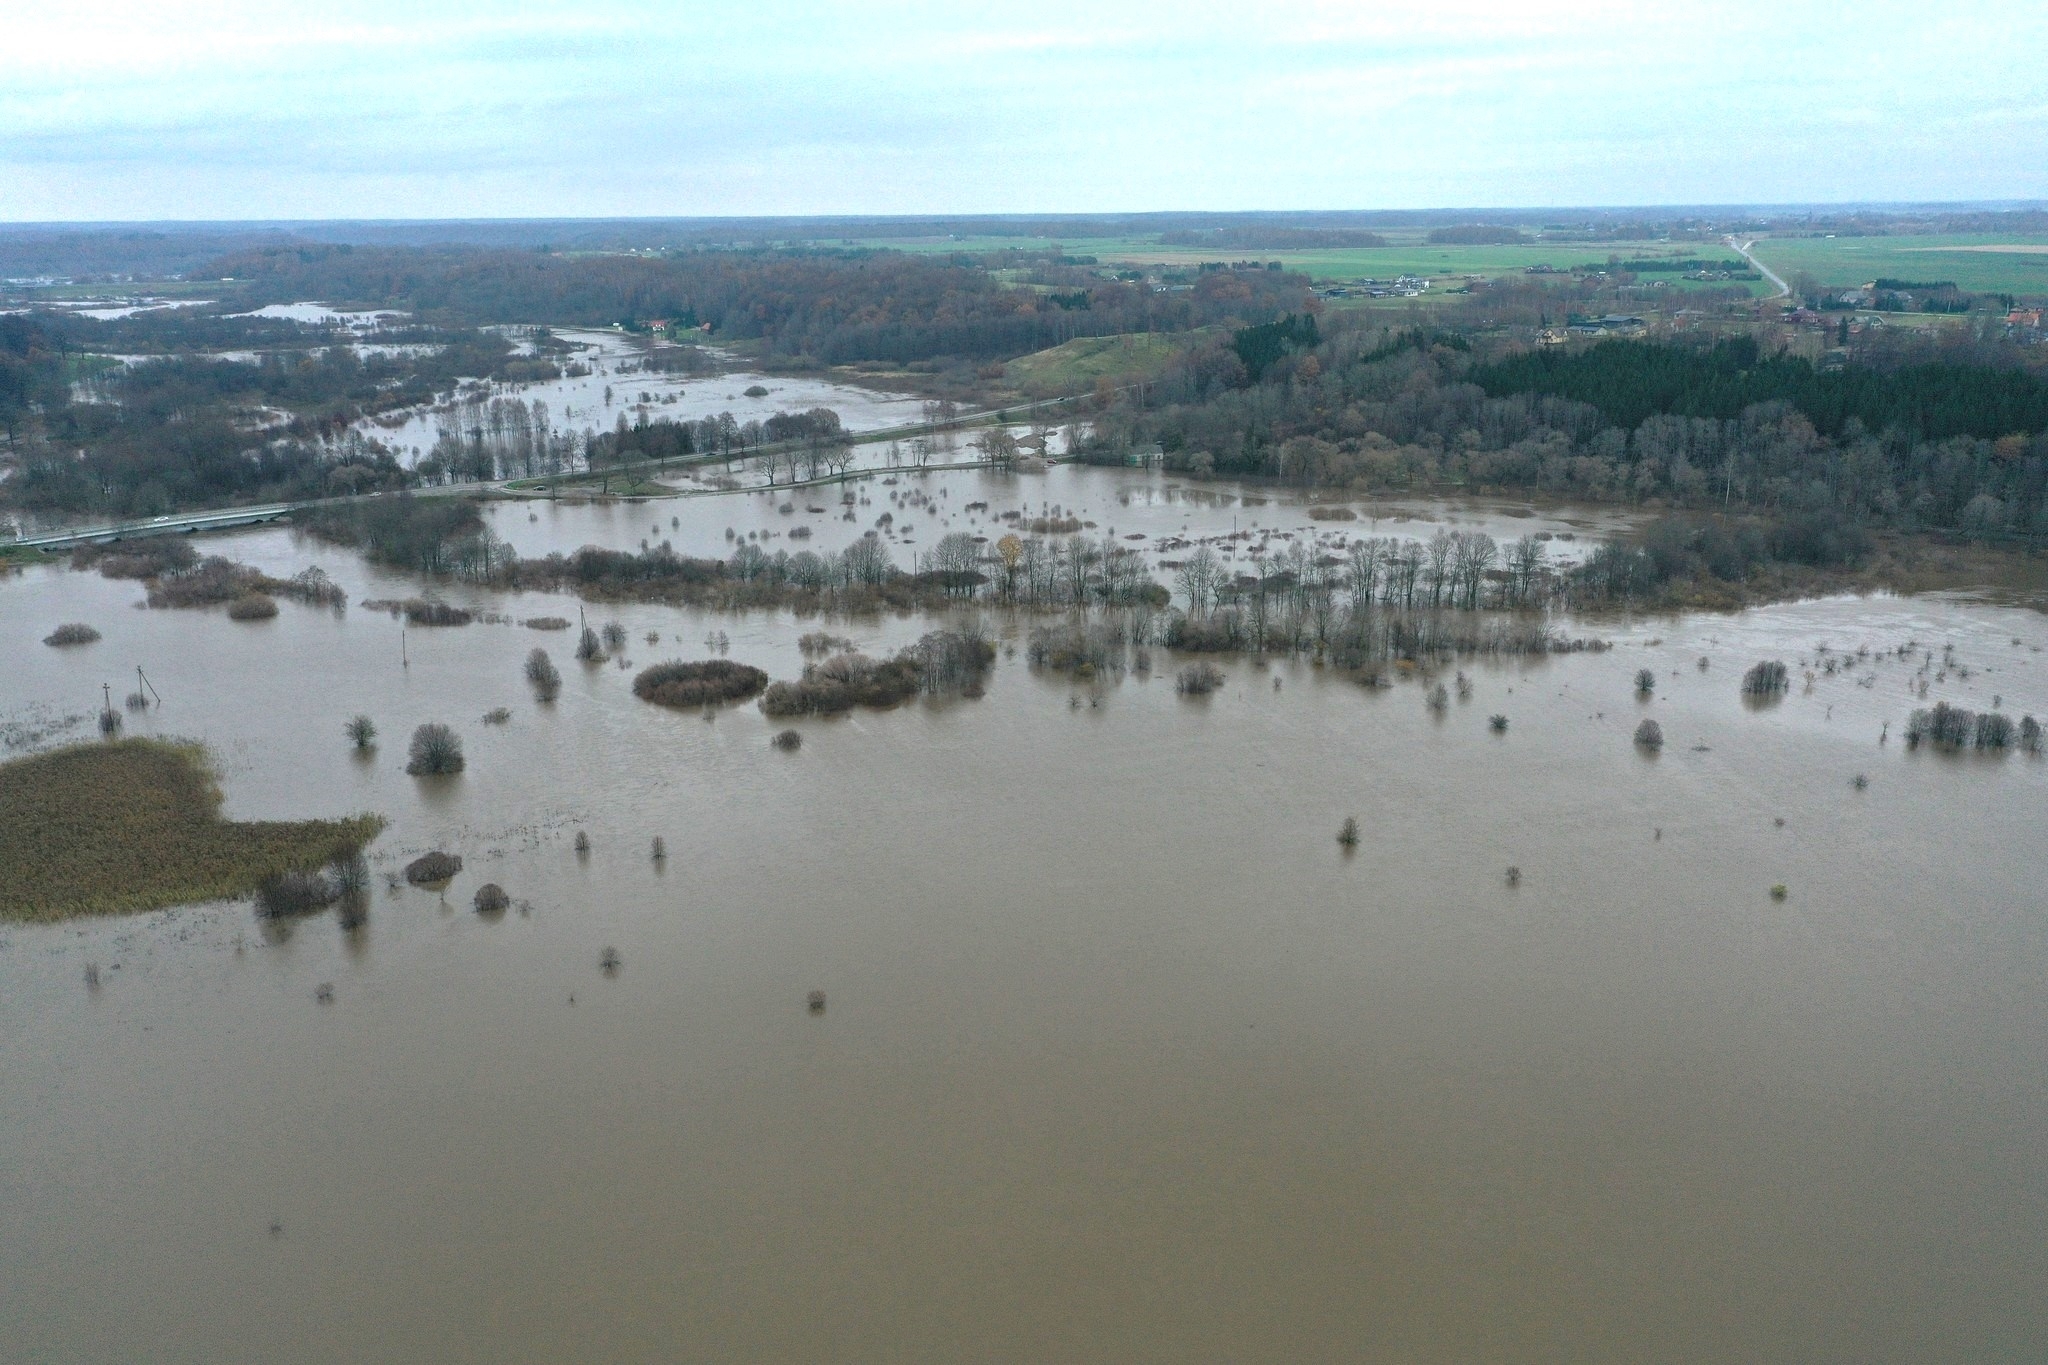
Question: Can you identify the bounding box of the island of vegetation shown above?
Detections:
[0,738,383,921]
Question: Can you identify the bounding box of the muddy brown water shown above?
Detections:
[3,505,2046,1363]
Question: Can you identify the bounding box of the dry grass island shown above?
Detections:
[0,738,383,921]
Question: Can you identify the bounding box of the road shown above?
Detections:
[1728,236,1791,299]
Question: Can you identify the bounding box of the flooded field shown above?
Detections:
[3,492,2046,1362]
[357,328,929,464]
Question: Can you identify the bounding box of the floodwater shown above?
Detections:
[487,460,1634,581]
[357,329,928,464]
[3,501,2046,1362]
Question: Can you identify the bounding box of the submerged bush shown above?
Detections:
[1337,817,1360,847]
[1742,660,1789,695]
[523,616,571,631]
[404,851,463,885]
[1176,663,1224,696]
[42,623,101,647]
[2022,715,2043,753]
[254,867,340,918]
[405,723,465,776]
[345,714,376,749]
[633,659,770,708]
[226,593,279,621]
[1902,702,2009,752]
[772,728,802,751]
[575,624,605,662]
[1634,718,1664,749]
[1635,668,1656,694]
[403,598,472,627]
[525,648,561,702]
[473,883,510,915]
[761,629,991,718]
[1489,714,1509,732]
[601,621,628,653]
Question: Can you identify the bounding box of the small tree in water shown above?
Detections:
[1634,718,1664,750]
[1337,817,1360,848]
[1635,668,1656,694]
[405,723,464,776]
[345,714,377,749]
[524,648,561,702]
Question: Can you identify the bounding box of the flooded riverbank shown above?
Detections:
[3,500,2045,1361]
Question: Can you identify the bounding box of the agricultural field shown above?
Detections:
[836,230,1770,294]
[1745,234,2048,297]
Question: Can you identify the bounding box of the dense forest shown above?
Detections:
[1086,322,2048,551]
[195,245,1315,364]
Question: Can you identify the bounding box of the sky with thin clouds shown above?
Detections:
[3,0,2044,221]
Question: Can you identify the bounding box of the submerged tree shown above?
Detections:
[1742,660,1789,695]
[405,722,465,776]
[345,714,377,749]
[524,648,561,702]
[1634,718,1664,749]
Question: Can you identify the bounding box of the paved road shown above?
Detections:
[1728,236,1791,299]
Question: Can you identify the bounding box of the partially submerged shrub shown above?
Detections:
[226,593,278,621]
[404,722,465,776]
[1635,668,1656,694]
[255,867,339,918]
[1337,817,1360,847]
[799,631,855,656]
[1741,660,1789,696]
[1903,702,2012,752]
[1634,718,1664,749]
[404,851,463,885]
[523,616,571,631]
[473,883,510,915]
[772,728,802,751]
[633,659,770,708]
[43,623,101,647]
[573,831,590,855]
[2022,715,2043,753]
[650,836,666,862]
[345,714,376,749]
[74,537,197,579]
[1489,714,1509,732]
[601,621,628,653]
[1176,663,1224,696]
[575,624,606,662]
[481,707,511,725]
[525,648,561,702]
[98,707,122,737]
[404,598,471,627]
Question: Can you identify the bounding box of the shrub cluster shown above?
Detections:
[42,623,101,647]
[1176,663,1225,696]
[634,659,770,708]
[1742,660,1789,695]
[226,593,278,621]
[404,851,463,885]
[1906,702,2018,752]
[761,629,992,717]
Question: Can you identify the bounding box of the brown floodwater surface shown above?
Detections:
[2,524,2045,1363]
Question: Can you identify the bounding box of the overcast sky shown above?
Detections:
[3,0,2044,221]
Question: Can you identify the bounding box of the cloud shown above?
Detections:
[1,1,2043,218]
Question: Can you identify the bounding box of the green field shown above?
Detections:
[1002,331,1194,396]
[834,231,1770,294]
[1743,234,2048,297]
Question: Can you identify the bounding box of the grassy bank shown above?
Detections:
[0,738,383,921]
